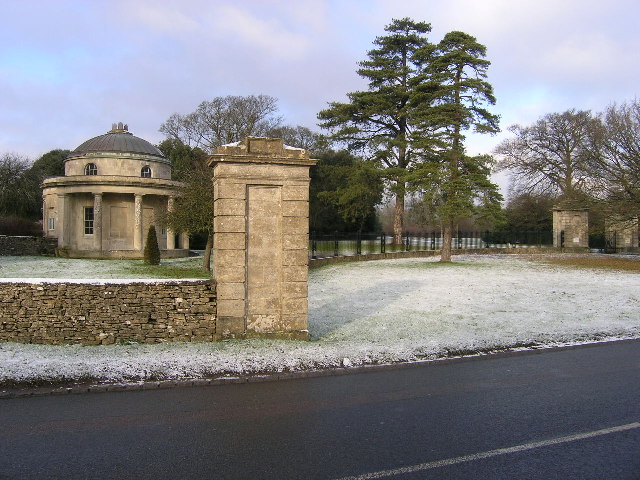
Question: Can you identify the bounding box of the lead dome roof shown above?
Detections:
[67,123,166,160]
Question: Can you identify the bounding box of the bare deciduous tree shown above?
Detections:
[494,110,599,200]
[591,101,640,219]
[160,95,282,153]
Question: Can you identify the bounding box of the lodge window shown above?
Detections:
[141,166,152,178]
[85,163,98,175]
[84,207,94,235]
[48,217,55,231]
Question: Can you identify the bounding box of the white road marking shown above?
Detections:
[334,422,640,480]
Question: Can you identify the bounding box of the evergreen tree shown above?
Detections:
[318,18,433,244]
[310,150,383,232]
[143,225,161,265]
[411,31,501,261]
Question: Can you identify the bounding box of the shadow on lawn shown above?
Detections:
[308,279,422,340]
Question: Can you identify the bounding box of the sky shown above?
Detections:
[1,0,639,176]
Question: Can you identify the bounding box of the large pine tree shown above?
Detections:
[411,31,501,261]
[318,18,432,244]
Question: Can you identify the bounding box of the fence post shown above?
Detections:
[311,231,317,259]
[381,232,386,254]
[334,231,339,257]
[356,231,362,255]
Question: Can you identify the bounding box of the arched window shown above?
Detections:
[84,163,98,175]
[141,166,152,178]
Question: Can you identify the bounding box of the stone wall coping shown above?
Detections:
[0,278,214,285]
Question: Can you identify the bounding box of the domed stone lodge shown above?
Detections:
[41,123,189,258]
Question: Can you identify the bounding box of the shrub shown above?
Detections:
[143,226,161,265]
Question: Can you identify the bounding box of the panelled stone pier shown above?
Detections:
[552,207,589,251]
[209,137,317,340]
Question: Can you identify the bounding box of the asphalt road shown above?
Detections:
[1,340,639,479]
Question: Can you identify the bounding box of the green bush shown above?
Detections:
[143,226,161,265]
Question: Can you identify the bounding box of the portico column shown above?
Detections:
[180,232,189,250]
[56,193,69,248]
[166,196,175,250]
[134,194,143,251]
[93,193,103,252]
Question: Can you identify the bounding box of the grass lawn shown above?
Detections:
[535,254,640,272]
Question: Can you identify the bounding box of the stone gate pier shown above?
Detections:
[552,207,589,251]
[209,138,317,340]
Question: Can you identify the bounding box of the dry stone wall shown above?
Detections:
[0,280,216,345]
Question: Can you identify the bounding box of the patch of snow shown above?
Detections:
[283,144,305,151]
[1,255,639,385]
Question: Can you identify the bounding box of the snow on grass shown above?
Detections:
[0,255,209,281]
[1,254,639,386]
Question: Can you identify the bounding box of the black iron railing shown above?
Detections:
[309,231,553,259]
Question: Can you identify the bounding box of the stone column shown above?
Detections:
[166,196,175,250]
[209,137,317,340]
[552,207,589,250]
[56,193,69,248]
[93,193,103,252]
[180,232,189,250]
[134,194,144,251]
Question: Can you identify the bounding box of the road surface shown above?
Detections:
[1,340,639,479]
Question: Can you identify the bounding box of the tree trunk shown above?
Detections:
[393,186,405,245]
[203,230,213,273]
[440,220,453,262]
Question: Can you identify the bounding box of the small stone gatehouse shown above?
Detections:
[41,123,189,258]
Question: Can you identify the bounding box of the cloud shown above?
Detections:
[123,3,201,34]
[212,4,312,61]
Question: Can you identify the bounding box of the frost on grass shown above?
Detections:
[0,255,205,282]
[1,255,639,385]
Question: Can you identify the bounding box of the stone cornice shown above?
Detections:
[41,175,184,191]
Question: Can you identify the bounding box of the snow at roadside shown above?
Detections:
[1,255,639,385]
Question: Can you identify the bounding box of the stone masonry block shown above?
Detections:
[283,265,308,283]
[282,297,308,315]
[282,185,309,201]
[215,198,246,216]
[214,264,246,283]
[282,282,307,298]
[214,182,246,200]
[214,215,246,233]
[217,299,246,318]
[215,249,245,267]
[217,282,245,300]
[283,234,309,250]
[283,249,309,266]
[282,201,308,217]
[283,217,308,234]
[216,316,246,338]
[281,314,308,332]
[215,233,246,250]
